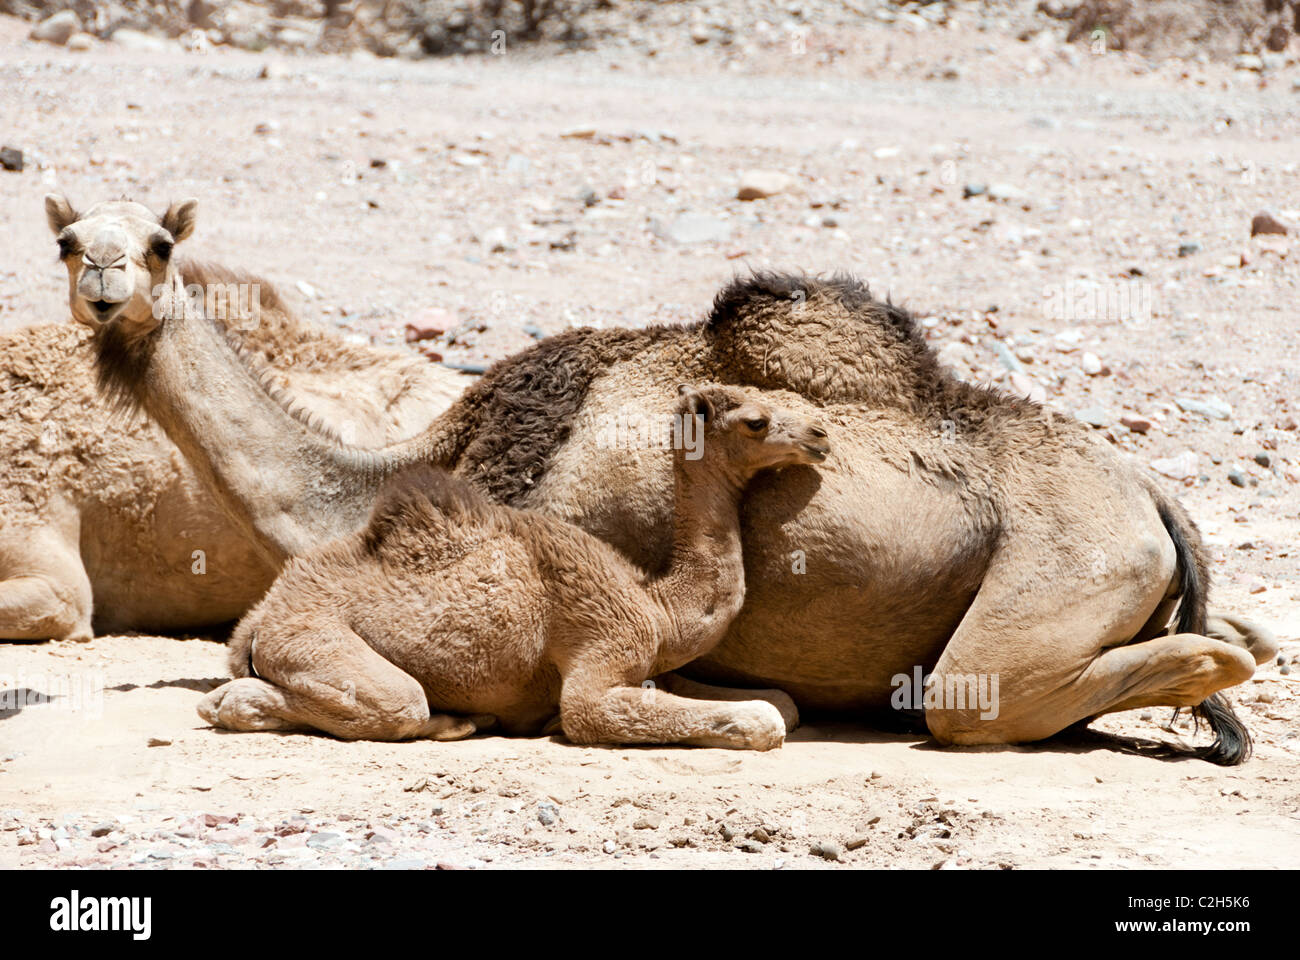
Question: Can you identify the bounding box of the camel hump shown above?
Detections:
[366,465,488,539]
[707,270,878,330]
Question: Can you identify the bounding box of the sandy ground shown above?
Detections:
[1,12,1299,868]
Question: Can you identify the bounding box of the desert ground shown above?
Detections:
[1,6,1298,869]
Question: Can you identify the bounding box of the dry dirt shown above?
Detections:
[1,11,1299,869]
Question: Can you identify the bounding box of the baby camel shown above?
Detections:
[198,385,829,749]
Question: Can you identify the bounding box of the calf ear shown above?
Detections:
[677,385,715,424]
[44,194,77,234]
[160,198,198,243]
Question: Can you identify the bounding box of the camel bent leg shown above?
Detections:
[560,664,785,750]
[197,622,481,741]
[924,532,1256,762]
[0,527,93,642]
[653,672,800,733]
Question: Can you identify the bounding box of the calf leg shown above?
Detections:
[561,665,785,750]
[197,622,481,741]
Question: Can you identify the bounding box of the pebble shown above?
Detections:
[1151,451,1198,481]
[30,10,78,45]
[1177,241,1202,257]
[1174,396,1232,420]
[305,831,343,850]
[809,841,843,862]
[1075,406,1112,429]
[0,147,22,173]
[845,835,871,851]
[1228,469,1247,488]
[737,169,794,201]
[1254,452,1272,468]
[601,839,617,854]
[736,839,763,853]
[537,802,558,826]
[1081,352,1104,376]
[1250,211,1288,237]
[89,821,116,838]
[1120,414,1153,434]
[632,812,663,830]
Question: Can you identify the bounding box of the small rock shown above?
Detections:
[601,839,617,854]
[295,280,318,299]
[1151,451,1198,481]
[1234,54,1264,72]
[632,812,663,830]
[1081,352,1104,376]
[845,835,870,851]
[559,125,597,140]
[111,28,170,52]
[737,170,794,201]
[1174,396,1232,420]
[305,832,342,850]
[719,822,736,841]
[1250,211,1288,237]
[736,839,763,853]
[1075,406,1112,429]
[690,22,710,44]
[1254,452,1272,468]
[66,33,94,52]
[1248,580,1267,595]
[749,827,771,844]
[1228,469,1247,488]
[1177,241,1202,257]
[962,183,987,198]
[809,841,843,862]
[89,822,115,838]
[1120,415,1153,434]
[146,737,172,748]
[30,11,79,46]
[0,147,22,173]
[537,802,558,826]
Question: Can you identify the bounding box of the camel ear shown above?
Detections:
[44,194,77,234]
[161,198,198,243]
[677,385,715,424]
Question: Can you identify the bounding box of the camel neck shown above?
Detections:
[648,453,748,672]
[130,283,386,562]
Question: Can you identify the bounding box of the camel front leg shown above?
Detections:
[560,668,786,750]
[197,622,483,742]
[653,672,800,732]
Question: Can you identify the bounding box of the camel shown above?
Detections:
[54,194,1278,764]
[197,385,830,747]
[0,196,468,641]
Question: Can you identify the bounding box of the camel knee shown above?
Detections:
[0,574,92,642]
[1182,642,1254,703]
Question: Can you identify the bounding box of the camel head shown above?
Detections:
[675,384,830,478]
[45,193,197,336]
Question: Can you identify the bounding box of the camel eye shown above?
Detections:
[57,234,78,259]
[743,417,768,432]
[150,234,174,260]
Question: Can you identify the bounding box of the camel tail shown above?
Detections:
[1156,498,1252,766]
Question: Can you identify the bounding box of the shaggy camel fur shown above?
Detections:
[198,385,830,747]
[0,196,465,641]
[62,194,1276,763]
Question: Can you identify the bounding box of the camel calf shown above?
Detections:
[198,385,829,749]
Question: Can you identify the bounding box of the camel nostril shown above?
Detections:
[809,426,828,439]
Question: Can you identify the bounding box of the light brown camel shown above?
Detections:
[56,195,1277,763]
[0,196,467,641]
[198,385,829,747]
